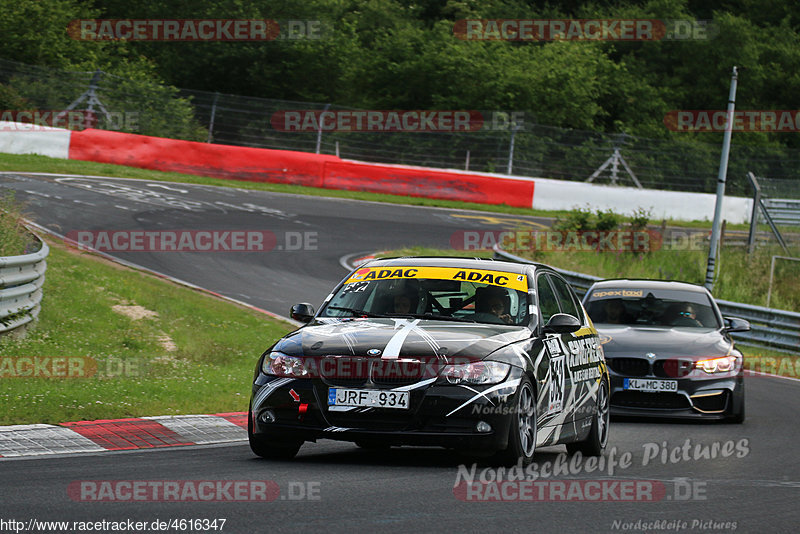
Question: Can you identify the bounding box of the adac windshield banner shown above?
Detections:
[345,266,528,292]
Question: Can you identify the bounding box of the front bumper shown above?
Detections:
[608,371,744,420]
[249,370,524,451]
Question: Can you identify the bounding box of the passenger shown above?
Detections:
[603,299,631,324]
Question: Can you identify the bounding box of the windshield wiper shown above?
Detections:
[326,306,389,318]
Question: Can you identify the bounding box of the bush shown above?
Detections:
[554,205,621,232]
[554,205,594,231]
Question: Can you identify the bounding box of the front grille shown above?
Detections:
[607,358,650,377]
[371,359,427,387]
[655,359,694,378]
[319,356,430,387]
[612,391,691,410]
[320,356,370,387]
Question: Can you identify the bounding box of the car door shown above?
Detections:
[548,273,602,425]
[535,272,572,428]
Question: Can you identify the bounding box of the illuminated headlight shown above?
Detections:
[262,352,311,378]
[442,361,510,385]
[695,356,738,374]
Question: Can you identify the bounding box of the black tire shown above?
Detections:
[725,387,745,424]
[493,376,537,467]
[567,377,610,457]
[248,410,303,460]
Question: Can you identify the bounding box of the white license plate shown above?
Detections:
[624,378,678,392]
[328,388,409,410]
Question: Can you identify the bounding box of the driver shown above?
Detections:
[392,293,413,314]
[476,287,513,324]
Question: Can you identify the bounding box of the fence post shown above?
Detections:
[507,124,519,175]
[316,103,330,154]
[207,92,219,143]
[747,172,761,255]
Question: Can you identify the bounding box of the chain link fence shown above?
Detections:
[2,57,799,196]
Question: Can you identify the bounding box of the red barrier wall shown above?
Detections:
[323,161,534,208]
[68,129,534,207]
[69,129,336,187]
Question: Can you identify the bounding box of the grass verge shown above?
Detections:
[381,244,800,310]
[0,238,294,426]
[0,191,32,256]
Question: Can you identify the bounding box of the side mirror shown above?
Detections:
[723,316,750,333]
[543,313,581,334]
[291,303,315,323]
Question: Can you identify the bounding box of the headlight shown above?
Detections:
[442,361,510,385]
[695,356,738,374]
[262,351,311,378]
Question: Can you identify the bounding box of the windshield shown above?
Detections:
[584,288,720,328]
[320,265,530,326]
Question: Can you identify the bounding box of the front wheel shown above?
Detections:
[567,378,610,457]
[248,410,303,460]
[493,377,537,466]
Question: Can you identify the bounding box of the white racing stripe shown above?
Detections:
[445,378,522,417]
[382,319,422,359]
[252,378,294,410]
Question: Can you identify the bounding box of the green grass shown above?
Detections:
[0,239,295,425]
[523,245,800,311]
[0,152,742,229]
[381,244,800,311]
[0,191,31,256]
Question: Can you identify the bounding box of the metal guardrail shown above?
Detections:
[0,236,48,335]
[763,198,800,226]
[493,247,800,355]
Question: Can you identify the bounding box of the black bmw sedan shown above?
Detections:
[249,257,610,465]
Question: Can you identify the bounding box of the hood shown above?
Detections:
[597,325,732,359]
[273,317,531,361]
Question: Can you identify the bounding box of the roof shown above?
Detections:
[363,256,542,275]
[588,278,710,294]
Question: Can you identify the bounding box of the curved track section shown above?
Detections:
[1,172,797,532]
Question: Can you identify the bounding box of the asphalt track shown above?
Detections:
[1,172,798,533]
